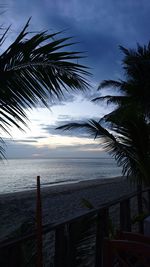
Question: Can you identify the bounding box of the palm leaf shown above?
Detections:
[92,95,129,105]
[0,19,90,156]
[57,117,150,184]
[98,79,123,90]
[0,138,5,159]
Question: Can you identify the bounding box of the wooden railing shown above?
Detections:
[0,187,150,267]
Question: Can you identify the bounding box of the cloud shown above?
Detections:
[2,0,150,104]
[4,137,105,159]
[2,0,150,159]
[5,0,150,84]
[46,126,90,138]
[31,136,47,139]
[41,115,101,139]
[46,93,77,107]
[13,139,38,143]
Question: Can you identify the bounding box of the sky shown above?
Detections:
[1,0,150,158]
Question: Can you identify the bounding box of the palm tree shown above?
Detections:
[0,19,90,157]
[93,44,150,118]
[57,115,150,186]
[57,44,150,186]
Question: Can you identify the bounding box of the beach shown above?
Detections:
[0,176,137,241]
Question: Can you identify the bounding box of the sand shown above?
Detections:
[0,176,136,241]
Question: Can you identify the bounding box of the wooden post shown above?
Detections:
[137,184,143,233]
[55,224,69,267]
[103,238,114,267]
[120,199,131,231]
[95,208,109,267]
[36,176,43,267]
[147,189,150,214]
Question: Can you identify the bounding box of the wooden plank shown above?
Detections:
[67,221,78,267]
[95,208,109,267]
[120,199,131,231]
[147,189,150,214]
[103,238,114,267]
[54,224,69,267]
[137,185,143,233]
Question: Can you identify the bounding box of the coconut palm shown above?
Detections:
[93,44,150,118]
[0,19,90,157]
[57,44,150,186]
[57,114,150,185]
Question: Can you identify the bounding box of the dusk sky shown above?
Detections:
[2,0,150,158]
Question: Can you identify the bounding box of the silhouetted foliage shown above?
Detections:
[57,43,150,185]
[0,18,90,157]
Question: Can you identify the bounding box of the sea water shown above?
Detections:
[0,158,122,194]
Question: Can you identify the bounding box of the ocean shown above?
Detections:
[0,158,122,194]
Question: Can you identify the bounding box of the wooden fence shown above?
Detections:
[0,187,150,267]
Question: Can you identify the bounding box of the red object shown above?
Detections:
[103,232,150,267]
[36,176,43,267]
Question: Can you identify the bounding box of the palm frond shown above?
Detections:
[92,95,129,105]
[0,24,10,46]
[69,215,96,267]
[98,80,123,90]
[57,119,116,141]
[0,20,90,148]
[0,138,5,159]
[57,118,150,185]
[57,42,150,186]
[119,45,130,56]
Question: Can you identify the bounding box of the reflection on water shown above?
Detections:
[0,158,122,194]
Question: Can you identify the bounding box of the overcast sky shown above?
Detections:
[2,0,150,158]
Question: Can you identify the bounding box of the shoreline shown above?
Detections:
[0,176,123,198]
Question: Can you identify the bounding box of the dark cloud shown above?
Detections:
[41,116,101,139]
[5,139,105,159]
[4,136,45,143]
[6,0,150,83]
[45,125,91,138]
[13,139,37,143]
[31,136,47,140]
